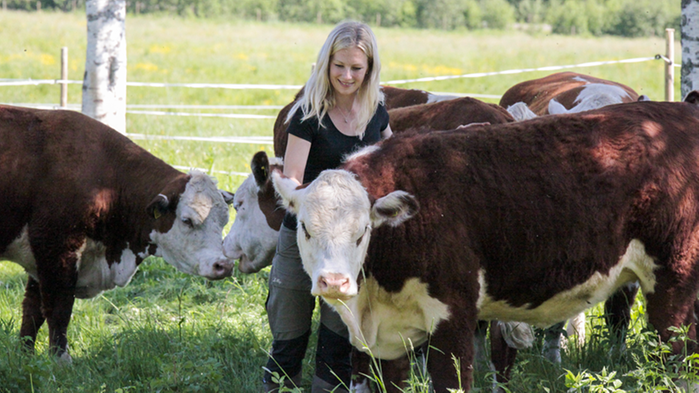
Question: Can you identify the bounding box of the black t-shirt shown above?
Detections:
[282,103,389,229]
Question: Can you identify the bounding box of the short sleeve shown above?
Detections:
[286,108,316,143]
[377,104,389,131]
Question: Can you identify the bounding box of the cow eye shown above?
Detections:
[356,225,370,246]
[182,217,194,228]
[233,201,242,212]
[301,222,311,240]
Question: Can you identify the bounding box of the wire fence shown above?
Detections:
[1,52,680,176]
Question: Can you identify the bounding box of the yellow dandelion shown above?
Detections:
[40,53,56,65]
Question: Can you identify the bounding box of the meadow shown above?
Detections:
[0,9,695,392]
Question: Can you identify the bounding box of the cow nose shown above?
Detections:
[317,273,351,297]
[210,259,234,280]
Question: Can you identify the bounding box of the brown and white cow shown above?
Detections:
[0,105,235,361]
[272,96,699,392]
[499,71,646,120]
[272,85,460,157]
[500,71,649,363]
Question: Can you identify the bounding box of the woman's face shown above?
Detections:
[328,46,369,98]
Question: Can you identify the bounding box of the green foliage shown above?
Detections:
[11,0,683,37]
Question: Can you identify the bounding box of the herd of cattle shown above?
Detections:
[2,71,699,392]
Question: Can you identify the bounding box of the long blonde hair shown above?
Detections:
[286,21,383,140]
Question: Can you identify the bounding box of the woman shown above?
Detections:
[263,21,392,393]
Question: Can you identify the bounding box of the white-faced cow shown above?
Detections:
[0,105,235,361]
[499,71,646,120]
[272,96,699,392]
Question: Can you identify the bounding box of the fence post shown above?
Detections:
[665,28,675,102]
[60,47,68,108]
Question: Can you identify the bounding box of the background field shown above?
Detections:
[0,9,693,393]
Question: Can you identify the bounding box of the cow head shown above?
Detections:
[273,169,419,301]
[223,151,284,273]
[146,170,234,280]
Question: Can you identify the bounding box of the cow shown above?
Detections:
[499,71,646,120]
[0,105,235,362]
[271,95,699,392]
[500,72,650,363]
[272,85,460,157]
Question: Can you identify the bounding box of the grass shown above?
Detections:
[0,9,695,393]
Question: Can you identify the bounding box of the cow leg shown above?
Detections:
[30,230,81,362]
[645,275,699,357]
[427,313,476,393]
[604,281,639,355]
[350,349,410,393]
[542,321,565,364]
[19,276,45,352]
[489,321,518,387]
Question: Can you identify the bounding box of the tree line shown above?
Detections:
[8,0,681,38]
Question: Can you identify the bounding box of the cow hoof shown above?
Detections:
[57,351,73,365]
[349,378,371,393]
[542,345,562,365]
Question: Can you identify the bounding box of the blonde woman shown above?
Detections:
[263,21,392,393]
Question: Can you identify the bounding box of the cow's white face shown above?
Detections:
[149,171,234,280]
[273,169,418,300]
[548,83,631,115]
[223,175,279,273]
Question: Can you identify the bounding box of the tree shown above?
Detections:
[82,0,127,134]
[681,0,699,99]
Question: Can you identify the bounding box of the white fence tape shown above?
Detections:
[383,56,658,85]
[127,133,273,145]
[0,55,674,177]
[172,165,251,177]
[0,55,666,89]
[126,110,276,119]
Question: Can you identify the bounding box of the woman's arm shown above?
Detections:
[283,134,312,186]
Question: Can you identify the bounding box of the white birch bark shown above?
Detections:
[681,0,699,99]
[82,0,127,134]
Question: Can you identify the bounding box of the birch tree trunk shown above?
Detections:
[681,0,699,99]
[82,0,127,134]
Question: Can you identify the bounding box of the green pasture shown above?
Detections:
[0,9,695,393]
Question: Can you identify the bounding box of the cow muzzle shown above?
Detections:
[315,273,353,300]
[204,258,234,280]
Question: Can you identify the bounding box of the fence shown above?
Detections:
[0,29,682,176]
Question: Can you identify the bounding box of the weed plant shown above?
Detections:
[0,9,695,393]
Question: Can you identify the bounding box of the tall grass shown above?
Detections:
[0,9,694,392]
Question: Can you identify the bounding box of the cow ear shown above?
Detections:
[147,194,170,220]
[220,190,234,205]
[370,191,419,228]
[684,90,699,105]
[251,151,270,187]
[272,170,301,214]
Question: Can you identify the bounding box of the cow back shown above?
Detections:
[499,72,640,115]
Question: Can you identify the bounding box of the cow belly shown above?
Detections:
[328,277,451,360]
[0,226,38,278]
[0,227,138,299]
[74,239,139,298]
[477,239,657,327]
